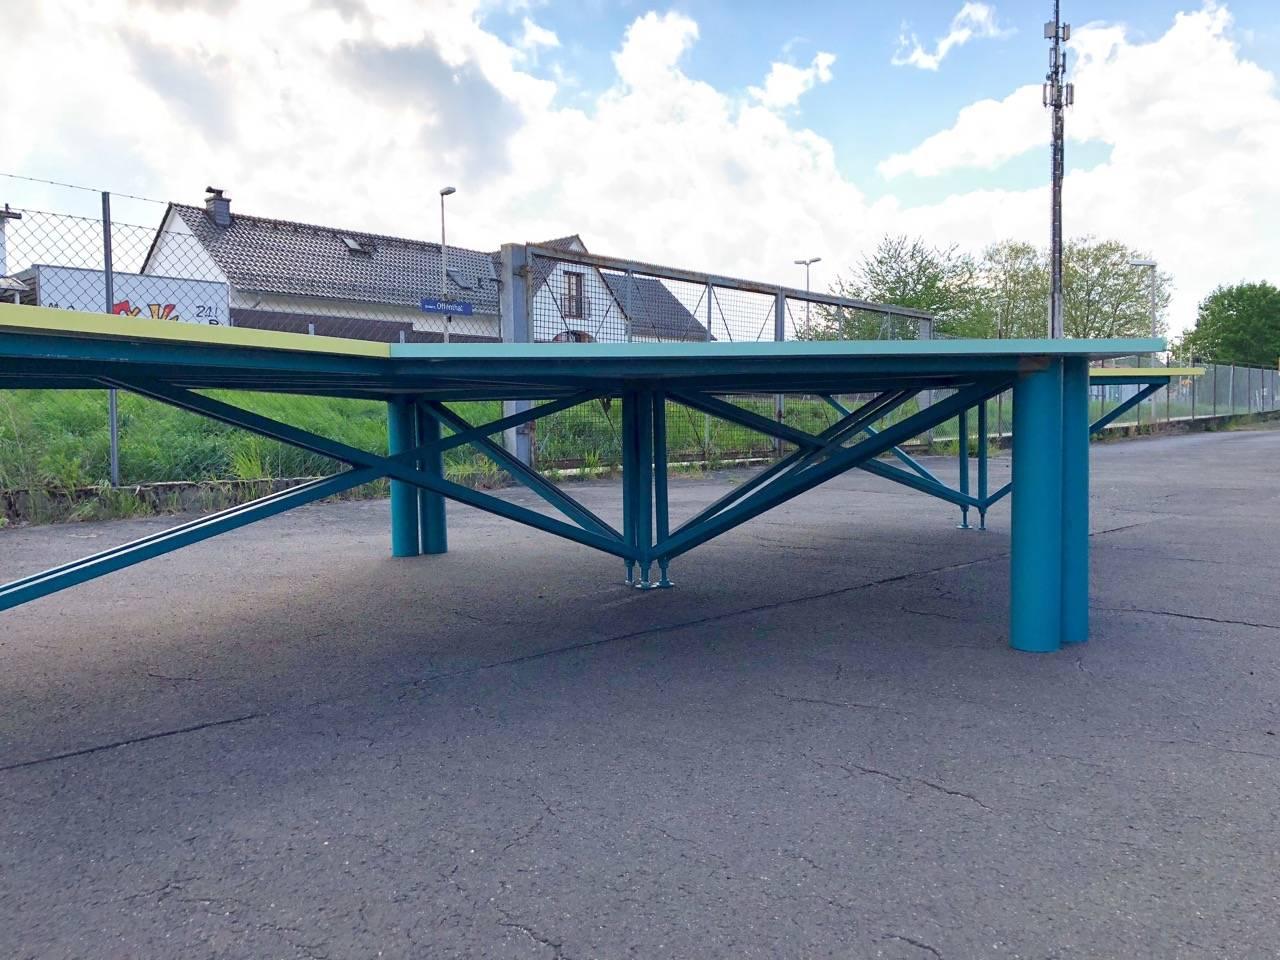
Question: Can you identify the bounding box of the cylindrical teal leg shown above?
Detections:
[1010,362,1064,652]
[652,391,673,588]
[635,389,655,587]
[1060,358,1090,644]
[387,397,420,557]
[977,400,989,530]
[620,392,637,584]
[415,403,448,555]
[957,407,970,528]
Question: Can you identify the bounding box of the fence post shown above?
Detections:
[625,270,634,343]
[499,243,533,467]
[706,280,716,455]
[102,191,120,487]
[773,289,785,455]
[918,313,935,448]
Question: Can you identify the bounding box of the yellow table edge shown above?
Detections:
[1090,367,1204,378]
[0,302,391,359]
[0,302,1203,371]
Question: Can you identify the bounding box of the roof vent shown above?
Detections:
[204,186,232,227]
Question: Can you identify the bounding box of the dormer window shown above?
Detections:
[340,235,375,256]
[446,268,476,291]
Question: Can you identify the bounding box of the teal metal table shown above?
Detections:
[0,304,1169,653]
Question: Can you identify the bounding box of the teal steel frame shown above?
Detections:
[0,328,1170,653]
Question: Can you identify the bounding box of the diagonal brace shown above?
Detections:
[673,389,917,534]
[103,377,632,559]
[667,389,819,449]
[1090,380,1165,434]
[0,468,379,611]
[657,378,1012,561]
[422,400,621,540]
[822,394,942,485]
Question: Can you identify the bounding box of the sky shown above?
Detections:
[1,0,1278,335]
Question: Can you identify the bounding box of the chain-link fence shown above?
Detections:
[0,187,508,518]
[2,182,1277,524]
[909,358,1280,458]
[521,243,932,469]
[1,196,502,344]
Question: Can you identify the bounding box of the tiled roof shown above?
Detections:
[600,273,709,342]
[162,206,708,341]
[166,204,502,314]
[526,243,709,342]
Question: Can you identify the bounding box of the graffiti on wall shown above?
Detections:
[113,300,181,322]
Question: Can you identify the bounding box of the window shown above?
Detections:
[340,235,375,256]
[564,272,584,319]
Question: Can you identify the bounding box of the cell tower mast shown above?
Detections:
[1044,0,1074,338]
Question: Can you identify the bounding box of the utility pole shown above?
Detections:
[1044,0,1074,338]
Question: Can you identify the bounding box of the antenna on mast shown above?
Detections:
[1044,0,1075,338]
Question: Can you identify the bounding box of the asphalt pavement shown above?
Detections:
[2,429,1278,959]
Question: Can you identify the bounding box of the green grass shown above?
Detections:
[0,389,503,492]
[5,385,1271,525]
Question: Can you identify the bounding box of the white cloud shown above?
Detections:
[882,6,1280,333]
[893,2,1012,71]
[749,51,836,110]
[516,16,558,56]
[0,2,1275,337]
[879,85,1043,178]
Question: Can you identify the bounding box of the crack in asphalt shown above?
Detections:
[771,692,899,713]
[0,712,263,773]
[811,756,992,812]
[1097,606,1280,632]
[494,906,573,960]
[885,933,944,958]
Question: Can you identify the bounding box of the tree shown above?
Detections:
[1062,237,1171,339]
[807,235,982,340]
[1180,281,1280,366]
[807,233,1174,342]
[977,240,1049,340]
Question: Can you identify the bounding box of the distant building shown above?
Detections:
[140,189,708,344]
[528,235,709,343]
[142,189,501,342]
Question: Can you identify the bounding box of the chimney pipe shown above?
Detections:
[204,186,232,227]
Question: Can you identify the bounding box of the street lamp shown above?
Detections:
[794,257,821,330]
[1129,258,1157,337]
[440,186,456,343]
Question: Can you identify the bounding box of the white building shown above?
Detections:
[141,189,707,345]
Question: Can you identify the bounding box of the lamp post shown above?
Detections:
[1128,258,1157,337]
[1129,257,1159,421]
[793,256,821,332]
[439,185,456,344]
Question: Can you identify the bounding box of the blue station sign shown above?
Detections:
[420,298,474,316]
